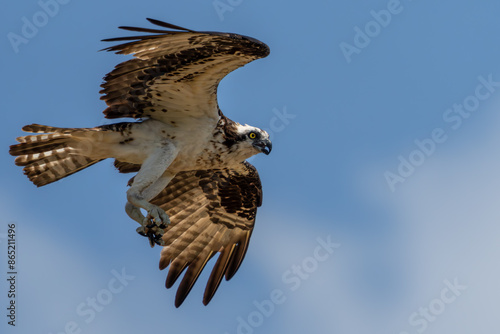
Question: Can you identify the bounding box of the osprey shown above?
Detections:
[9,18,271,307]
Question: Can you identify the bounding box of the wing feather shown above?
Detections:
[175,250,215,307]
[203,243,236,305]
[225,230,253,280]
[145,18,195,32]
[100,18,270,122]
[150,161,262,307]
[165,223,221,289]
[160,214,211,263]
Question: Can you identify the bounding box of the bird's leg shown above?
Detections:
[125,142,178,247]
[126,173,174,247]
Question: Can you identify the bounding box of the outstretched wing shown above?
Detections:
[100,18,270,121]
[149,161,262,307]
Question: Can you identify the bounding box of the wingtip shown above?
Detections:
[159,258,169,271]
[146,18,195,32]
[202,294,214,306]
[165,276,176,289]
[174,293,188,308]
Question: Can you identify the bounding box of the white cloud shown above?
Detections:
[354,103,500,333]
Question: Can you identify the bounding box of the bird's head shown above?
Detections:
[230,124,272,158]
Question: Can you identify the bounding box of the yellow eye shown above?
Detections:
[249,132,257,139]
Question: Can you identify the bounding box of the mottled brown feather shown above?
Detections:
[9,124,106,186]
[150,161,262,306]
[203,243,236,305]
[100,18,269,121]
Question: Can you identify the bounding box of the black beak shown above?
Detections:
[254,139,272,155]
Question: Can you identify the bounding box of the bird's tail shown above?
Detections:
[9,124,106,187]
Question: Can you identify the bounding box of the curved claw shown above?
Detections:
[136,226,147,236]
[146,230,155,248]
[136,221,166,248]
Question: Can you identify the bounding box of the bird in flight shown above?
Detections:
[9,18,271,307]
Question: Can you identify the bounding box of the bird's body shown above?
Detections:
[9,18,271,307]
[94,118,244,170]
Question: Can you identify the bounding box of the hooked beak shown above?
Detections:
[253,139,272,155]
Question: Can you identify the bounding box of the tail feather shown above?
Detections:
[11,140,68,160]
[21,124,81,134]
[10,124,104,187]
[14,146,71,166]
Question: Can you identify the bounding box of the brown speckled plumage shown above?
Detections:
[9,18,271,308]
[149,161,261,306]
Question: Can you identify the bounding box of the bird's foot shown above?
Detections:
[146,205,170,228]
[141,206,170,247]
[136,224,166,248]
[126,202,169,248]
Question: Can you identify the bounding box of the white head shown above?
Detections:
[223,123,272,161]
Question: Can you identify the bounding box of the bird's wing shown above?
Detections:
[100,18,270,122]
[149,161,262,307]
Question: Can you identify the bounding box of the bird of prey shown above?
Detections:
[9,18,271,307]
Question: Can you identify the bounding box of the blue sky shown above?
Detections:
[2,0,500,333]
